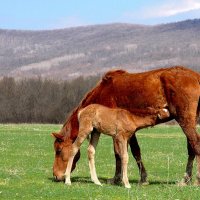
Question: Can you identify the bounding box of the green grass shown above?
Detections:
[0,124,200,200]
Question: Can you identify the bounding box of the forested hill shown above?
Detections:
[0,19,200,80]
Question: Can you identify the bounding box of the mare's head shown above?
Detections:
[52,132,80,181]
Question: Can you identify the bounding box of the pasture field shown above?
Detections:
[0,124,200,200]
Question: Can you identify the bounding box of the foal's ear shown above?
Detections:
[51,132,64,142]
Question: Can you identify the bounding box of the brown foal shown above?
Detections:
[64,104,169,188]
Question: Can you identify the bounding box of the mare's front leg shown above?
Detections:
[87,131,101,185]
[129,135,148,185]
[107,138,122,184]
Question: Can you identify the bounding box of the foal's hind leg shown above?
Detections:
[87,131,102,185]
[109,135,147,185]
[115,134,131,188]
[129,135,148,185]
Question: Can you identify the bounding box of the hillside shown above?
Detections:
[0,19,200,79]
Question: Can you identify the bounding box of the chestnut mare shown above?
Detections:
[62,104,169,188]
[52,66,200,185]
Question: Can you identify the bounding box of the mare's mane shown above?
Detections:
[60,70,127,138]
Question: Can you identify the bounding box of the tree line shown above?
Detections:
[0,76,99,123]
[0,75,199,124]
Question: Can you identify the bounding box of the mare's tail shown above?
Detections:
[197,72,200,123]
[198,98,200,123]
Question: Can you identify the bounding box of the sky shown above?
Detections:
[1,0,200,30]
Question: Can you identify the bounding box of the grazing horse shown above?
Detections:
[62,104,169,188]
[52,66,200,185]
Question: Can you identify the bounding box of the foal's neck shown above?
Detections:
[132,113,157,129]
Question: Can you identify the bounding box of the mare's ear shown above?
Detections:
[51,132,64,142]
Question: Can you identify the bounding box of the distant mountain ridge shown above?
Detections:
[0,19,200,79]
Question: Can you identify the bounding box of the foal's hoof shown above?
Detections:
[93,180,102,186]
[125,184,131,189]
[65,181,71,185]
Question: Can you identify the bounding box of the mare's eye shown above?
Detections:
[57,138,63,143]
[56,149,62,155]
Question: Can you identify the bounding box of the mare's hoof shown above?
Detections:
[177,180,188,187]
[107,177,121,185]
[139,181,149,186]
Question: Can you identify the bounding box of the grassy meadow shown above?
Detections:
[0,124,200,200]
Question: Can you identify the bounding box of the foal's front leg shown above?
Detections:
[65,153,75,185]
[87,131,101,185]
[65,127,91,185]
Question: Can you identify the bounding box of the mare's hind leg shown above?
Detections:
[108,138,122,184]
[176,107,200,186]
[87,131,101,185]
[179,139,195,186]
[129,135,148,185]
[161,72,200,185]
[178,121,200,186]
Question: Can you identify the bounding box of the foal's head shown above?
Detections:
[52,133,80,181]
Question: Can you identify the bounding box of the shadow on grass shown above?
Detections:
[145,180,176,185]
[48,176,176,186]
